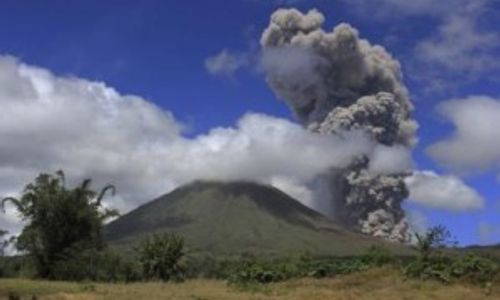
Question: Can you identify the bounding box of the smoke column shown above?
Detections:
[260,8,418,242]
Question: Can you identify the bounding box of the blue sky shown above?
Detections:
[0,0,499,246]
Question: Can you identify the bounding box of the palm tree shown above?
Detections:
[1,171,118,278]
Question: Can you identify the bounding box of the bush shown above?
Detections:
[404,253,498,285]
[137,233,186,282]
[226,249,392,286]
[450,254,498,284]
[361,245,395,266]
[404,226,498,285]
[50,247,141,282]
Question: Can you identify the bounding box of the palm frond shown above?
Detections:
[1,197,24,214]
[55,170,65,187]
[80,179,93,191]
[95,185,116,206]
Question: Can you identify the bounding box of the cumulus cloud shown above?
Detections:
[427,96,500,174]
[0,54,385,234]
[416,13,500,74]
[405,171,484,212]
[205,49,249,77]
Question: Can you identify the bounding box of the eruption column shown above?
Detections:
[260,8,418,242]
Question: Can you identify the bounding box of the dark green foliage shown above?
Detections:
[0,229,12,277]
[404,252,498,285]
[50,248,141,282]
[137,233,185,281]
[1,171,119,279]
[404,253,454,283]
[0,229,9,257]
[0,255,35,278]
[226,247,394,285]
[404,226,498,285]
[361,245,395,266]
[449,254,498,284]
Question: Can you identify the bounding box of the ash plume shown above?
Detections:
[260,8,418,242]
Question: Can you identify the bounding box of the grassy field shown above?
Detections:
[1,267,498,300]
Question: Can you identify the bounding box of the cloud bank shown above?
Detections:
[405,171,484,212]
[0,54,381,234]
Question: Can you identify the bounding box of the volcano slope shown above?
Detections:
[105,181,411,257]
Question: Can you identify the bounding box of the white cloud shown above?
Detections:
[269,176,314,207]
[427,96,500,174]
[0,206,22,235]
[344,0,499,84]
[416,13,500,74]
[405,171,484,212]
[368,145,413,174]
[0,55,382,233]
[204,49,249,77]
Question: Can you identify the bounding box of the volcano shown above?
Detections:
[105,181,410,257]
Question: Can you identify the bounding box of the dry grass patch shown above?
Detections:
[1,267,498,300]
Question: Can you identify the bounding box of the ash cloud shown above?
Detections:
[260,8,419,242]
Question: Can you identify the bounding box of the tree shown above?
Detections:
[0,229,8,257]
[1,171,118,279]
[137,233,185,281]
[404,225,459,283]
[414,224,456,259]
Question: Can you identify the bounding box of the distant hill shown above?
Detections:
[105,181,411,257]
[462,244,500,261]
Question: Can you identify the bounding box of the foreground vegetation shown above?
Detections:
[1,267,499,300]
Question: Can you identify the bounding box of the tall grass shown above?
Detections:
[1,267,498,300]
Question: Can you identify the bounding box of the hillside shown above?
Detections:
[463,244,500,261]
[105,181,410,257]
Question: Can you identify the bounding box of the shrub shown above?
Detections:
[361,245,395,266]
[404,226,498,285]
[137,233,186,282]
[450,254,498,284]
[50,247,141,282]
[227,250,390,286]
